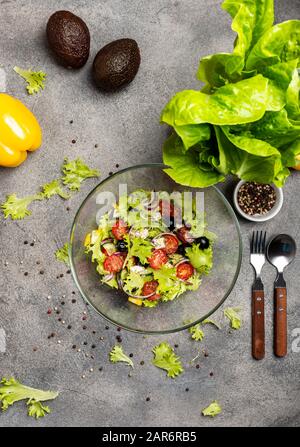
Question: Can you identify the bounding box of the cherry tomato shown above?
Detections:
[163,234,179,254]
[103,253,124,273]
[176,226,195,244]
[142,280,160,300]
[112,219,128,240]
[148,249,168,270]
[176,262,194,280]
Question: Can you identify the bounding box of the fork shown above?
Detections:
[250,231,267,360]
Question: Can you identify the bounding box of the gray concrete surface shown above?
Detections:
[0,0,300,427]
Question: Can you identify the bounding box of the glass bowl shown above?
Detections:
[70,164,242,334]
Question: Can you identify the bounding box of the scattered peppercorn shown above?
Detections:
[174,344,179,348]
[115,164,119,168]
[24,241,28,245]
[99,367,103,371]
[185,388,189,392]
[129,353,133,358]
[40,270,44,275]
[60,273,64,278]
[209,372,214,377]
[117,327,121,332]
[109,171,113,176]
[91,344,96,349]
[30,242,34,247]
[237,182,276,216]
[24,272,28,276]
[33,347,37,352]
[67,325,72,330]
[66,270,71,274]
[47,309,52,315]
[146,397,150,402]
[140,361,144,366]
[196,364,200,369]
[82,325,87,330]
[72,345,76,349]
[72,139,76,144]
[72,299,76,303]
[116,335,122,343]
[61,301,65,305]
[105,326,109,330]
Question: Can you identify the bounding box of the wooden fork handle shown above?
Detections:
[274,287,287,358]
[252,289,265,360]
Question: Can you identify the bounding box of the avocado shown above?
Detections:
[92,39,141,91]
[46,10,90,68]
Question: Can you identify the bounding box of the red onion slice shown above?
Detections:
[100,238,114,246]
[117,275,155,299]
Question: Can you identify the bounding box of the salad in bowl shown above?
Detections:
[84,189,215,307]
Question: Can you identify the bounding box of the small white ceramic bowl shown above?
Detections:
[233,180,283,222]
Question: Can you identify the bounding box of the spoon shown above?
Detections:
[267,234,297,357]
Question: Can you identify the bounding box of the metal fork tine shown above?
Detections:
[258,231,263,253]
[254,231,258,253]
[262,231,266,253]
[251,232,254,253]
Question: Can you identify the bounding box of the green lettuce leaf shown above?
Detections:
[161,75,279,128]
[202,400,222,417]
[152,342,183,378]
[0,377,58,418]
[163,134,224,188]
[215,126,288,186]
[185,244,213,273]
[174,123,211,151]
[197,0,274,87]
[246,20,300,70]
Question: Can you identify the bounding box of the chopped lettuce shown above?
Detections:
[185,244,213,273]
[152,342,183,378]
[189,323,204,341]
[109,346,134,368]
[224,307,242,329]
[122,270,145,295]
[62,158,100,191]
[55,242,70,265]
[125,235,153,265]
[1,193,42,220]
[14,66,46,94]
[0,377,58,419]
[41,179,70,199]
[202,400,222,417]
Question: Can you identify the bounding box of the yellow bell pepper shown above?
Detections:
[0,93,42,167]
[128,297,143,306]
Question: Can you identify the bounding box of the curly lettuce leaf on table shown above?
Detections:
[161,0,300,188]
[0,377,58,419]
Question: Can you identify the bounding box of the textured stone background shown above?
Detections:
[0,0,299,427]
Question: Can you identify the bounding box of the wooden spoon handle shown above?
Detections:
[274,287,287,358]
[252,289,265,360]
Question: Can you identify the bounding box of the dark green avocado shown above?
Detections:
[93,38,141,91]
[46,10,90,68]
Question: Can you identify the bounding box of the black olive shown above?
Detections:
[177,245,185,256]
[195,236,210,249]
[116,240,127,252]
